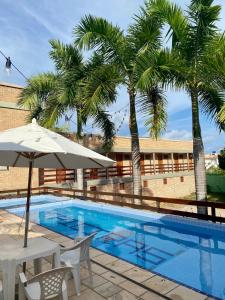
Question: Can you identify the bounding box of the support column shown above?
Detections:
[187,153,189,171]
[153,153,156,174]
[171,153,174,173]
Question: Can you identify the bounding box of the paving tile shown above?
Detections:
[93,253,118,265]
[167,285,207,300]
[102,271,126,285]
[108,289,138,300]
[106,260,134,273]
[140,290,167,300]
[90,248,104,258]
[82,274,107,289]
[69,288,105,300]
[119,280,147,297]
[91,263,108,275]
[143,276,178,295]
[95,281,122,298]
[123,267,155,283]
[80,266,92,280]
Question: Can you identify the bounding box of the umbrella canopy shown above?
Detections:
[0,119,114,251]
[0,119,114,169]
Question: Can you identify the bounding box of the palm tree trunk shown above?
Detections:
[76,108,82,139]
[128,87,142,199]
[76,109,85,193]
[191,89,207,215]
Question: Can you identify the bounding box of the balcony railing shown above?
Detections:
[84,162,194,180]
[39,169,76,185]
[39,162,194,185]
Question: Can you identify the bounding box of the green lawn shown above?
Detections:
[185,193,225,203]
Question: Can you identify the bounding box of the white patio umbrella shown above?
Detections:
[0,119,114,248]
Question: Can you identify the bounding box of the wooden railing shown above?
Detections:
[44,186,225,223]
[38,162,194,185]
[84,162,194,180]
[39,169,76,185]
[84,165,132,180]
[1,186,225,223]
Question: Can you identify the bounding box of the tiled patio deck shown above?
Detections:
[0,209,215,300]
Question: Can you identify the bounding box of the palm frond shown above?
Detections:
[18,72,58,123]
[138,86,167,139]
[128,7,162,56]
[185,0,221,63]
[136,48,186,90]
[144,0,187,47]
[74,15,126,65]
[198,84,225,131]
[218,104,225,124]
[81,64,121,115]
[93,110,115,151]
[49,40,83,72]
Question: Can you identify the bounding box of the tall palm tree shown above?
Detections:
[19,41,120,190]
[19,40,119,150]
[74,14,167,196]
[137,0,225,212]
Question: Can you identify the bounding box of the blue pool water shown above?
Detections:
[2,195,225,299]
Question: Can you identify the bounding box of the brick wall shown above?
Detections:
[0,107,29,131]
[0,167,39,191]
[87,174,195,199]
[0,82,39,190]
[0,82,22,103]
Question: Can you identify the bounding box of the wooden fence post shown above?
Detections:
[211,205,216,223]
[156,199,160,212]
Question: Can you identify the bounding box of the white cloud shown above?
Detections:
[164,129,192,140]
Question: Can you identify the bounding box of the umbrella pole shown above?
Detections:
[23,160,33,272]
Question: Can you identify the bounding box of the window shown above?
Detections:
[119,183,125,190]
[180,176,184,183]
[164,154,169,160]
[124,154,130,160]
[143,180,148,188]
[90,186,97,191]
[163,178,167,185]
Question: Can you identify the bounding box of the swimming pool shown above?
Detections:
[2,194,225,299]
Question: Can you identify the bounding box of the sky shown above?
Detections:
[0,0,225,153]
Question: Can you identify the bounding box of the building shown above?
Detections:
[40,135,195,198]
[205,154,218,170]
[0,82,39,190]
[0,82,195,197]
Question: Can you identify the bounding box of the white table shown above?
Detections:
[0,236,60,300]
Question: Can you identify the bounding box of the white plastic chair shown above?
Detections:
[60,232,96,296]
[19,266,72,300]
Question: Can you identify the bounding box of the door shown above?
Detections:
[140,154,145,175]
[173,154,179,172]
[56,169,66,183]
[156,153,164,173]
[116,153,123,177]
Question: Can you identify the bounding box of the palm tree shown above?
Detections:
[137,0,225,212]
[19,40,119,150]
[74,14,167,196]
[19,41,120,190]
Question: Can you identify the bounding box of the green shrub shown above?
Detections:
[218,148,225,170]
[207,166,225,175]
